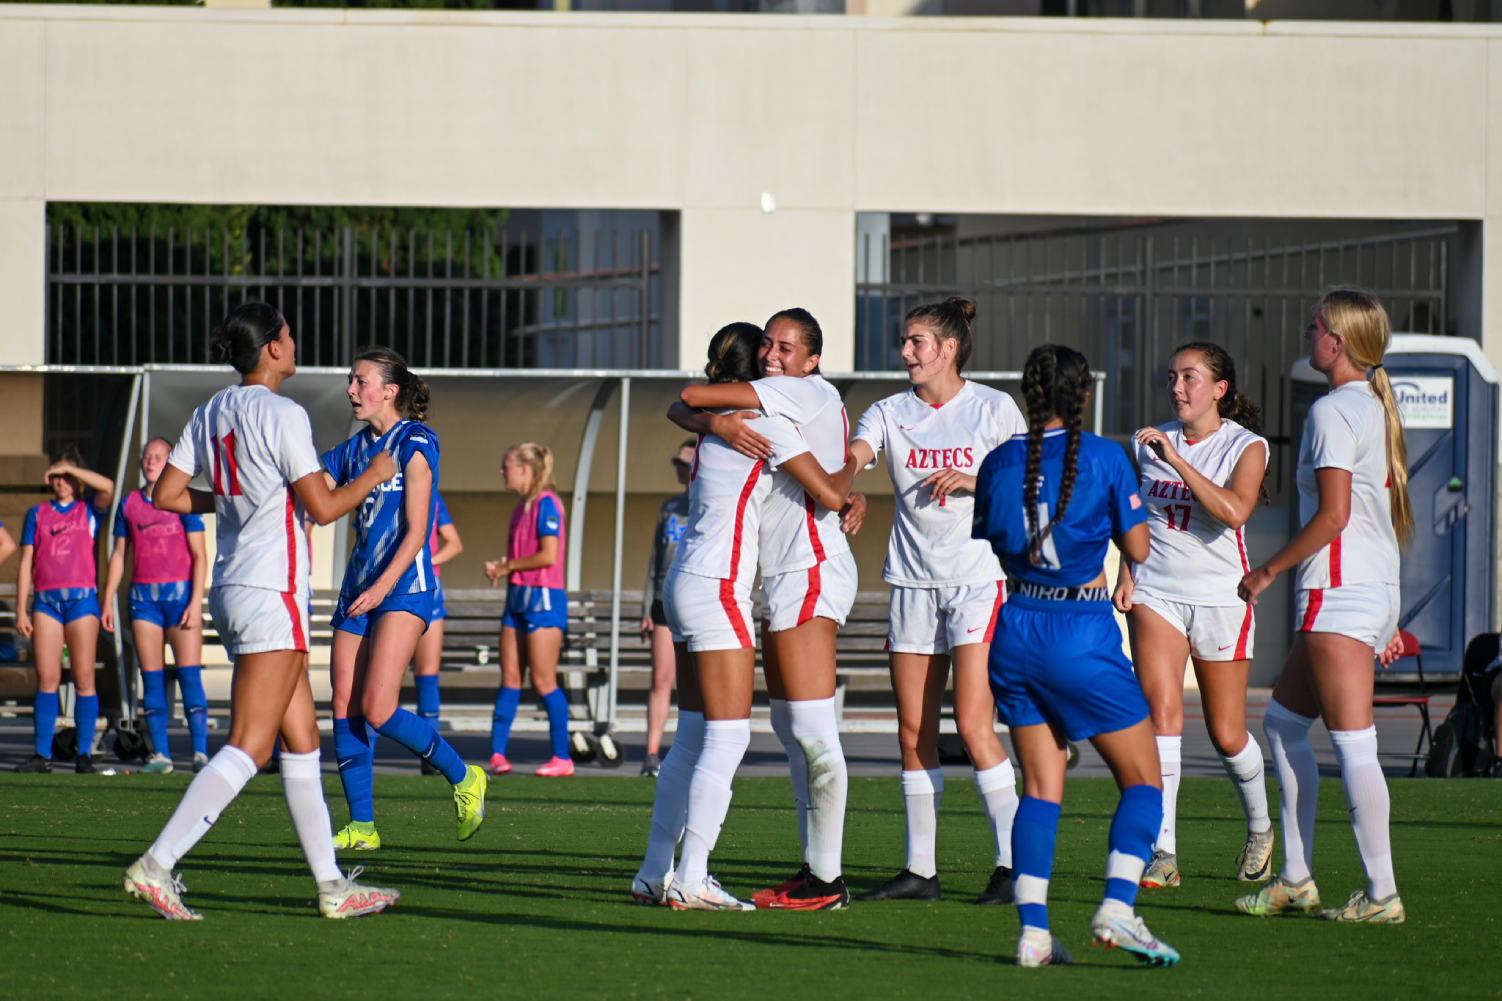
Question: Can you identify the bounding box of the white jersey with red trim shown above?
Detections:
[1294,379,1400,590]
[1130,419,1268,606]
[753,374,852,577]
[853,380,1026,587]
[671,413,809,588]
[167,383,321,595]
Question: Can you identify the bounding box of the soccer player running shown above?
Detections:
[327,347,487,852]
[672,308,862,910]
[1235,288,1411,924]
[630,321,855,911]
[123,302,400,921]
[102,438,210,775]
[637,440,695,778]
[15,451,112,774]
[973,344,1179,968]
[414,490,462,775]
[848,298,1024,905]
[1112,342,1274,889]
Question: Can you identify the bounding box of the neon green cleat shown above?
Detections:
[454,764,488,841]
[333,821,381,851]
[1320,889,1405,924]
[1235,875,1320,916]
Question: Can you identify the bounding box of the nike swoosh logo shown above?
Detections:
[1218,645,1233,651]
[899,424,918,431]
[968,627,983,633]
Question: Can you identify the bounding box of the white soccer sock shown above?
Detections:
[148,744,258,871]
[1219,733,1272,835]
[1263,700,1319,883]
[769,698,810,860]
[639,710,706,882]
[1155,735,1183,855]
[974,759,1019,869]
[1329,726,1397,900]
[901,768,944,879]
[677,718,751,888]
[279,750,342,884]
[789,697,847,881]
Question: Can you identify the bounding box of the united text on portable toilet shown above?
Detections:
[1290,335,1498,679]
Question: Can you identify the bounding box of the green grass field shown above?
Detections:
[2,773,1499,1000]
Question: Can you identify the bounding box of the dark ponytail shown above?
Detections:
[1020,345,1092,566]
[704,322,763,384]
[353,345,430,422]
[210,302,286,375]
[1172,341,1262,435]
[905,297,976,373]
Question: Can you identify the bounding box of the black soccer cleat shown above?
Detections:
[855,869,941,902]
[15,754,52,773]
[75,754,97,774]
[974,866,1014,905]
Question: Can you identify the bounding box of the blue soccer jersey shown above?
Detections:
[971,429,1146,589]
[322,420,441,596]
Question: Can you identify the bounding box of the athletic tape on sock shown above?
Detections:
[1105,849,1146,884]
[1014,873,1049,905]
[975,759,1017,794]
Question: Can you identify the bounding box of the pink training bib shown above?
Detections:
[123,490,195,584]
[32,501,98,591]
[507,490,566,590]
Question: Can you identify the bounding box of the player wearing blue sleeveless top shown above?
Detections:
[972,345,1179,969]
[323,348,487,852]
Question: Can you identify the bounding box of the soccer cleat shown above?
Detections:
[14,754,51,773]
[666,874,756,911]
[488,753,512,776]
[454,765,488,841]
[751,863,811,908]
[1236,828,1275,882]
[1139,850,1180,889]
[1016,928,1074,968]
[631,871,673,906]
[75,755,96,774]
[421,758,441,776]
[332,822,381,851]
[1319,889,1405,924]
[123,857,202,921]
[1235,875,1321,916]
[142,753,174,775]
[855,869,941,902]
[975,866,1014,905]
[317,866,400,919]
[192,752,209,774]
[640,752,661,778]
[756,873,849,910]
[535,756,574,777]
[1091,905,1180,967]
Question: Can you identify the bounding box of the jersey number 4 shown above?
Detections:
[211,431,243,496]
[1162,504,1191,531]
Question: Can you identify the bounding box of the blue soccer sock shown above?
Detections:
[174,666,210,757]
[1103,784,1163,910]
[75,693,99,759]
[334,716,376,824]
[542,687,571,760]
[375,708,466,785]
[1013,796,1062,932]
[491,686,522,757]
[141,669,172,757]
[34,691,59,758]
[415,674,441,724]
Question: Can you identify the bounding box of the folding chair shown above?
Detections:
[1373,629,1432,777]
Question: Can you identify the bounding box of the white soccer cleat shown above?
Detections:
[1091,904,1180,967]
[317,866,401,919]
[1236,828,1276,882]
[666,874,755,911]
[631,870,673,906]
[1016,928,1073,968]
[123,856,202,921]
[1319,889,1406,924]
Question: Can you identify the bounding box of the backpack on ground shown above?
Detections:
[1426,632,1499,777]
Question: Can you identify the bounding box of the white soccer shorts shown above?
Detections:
[208,584,310,656]
[762,551,858,633]
[887,580,1004,656]
[662,568,754,653]
[1131,594,1255,662]
[1295,582,1400,650]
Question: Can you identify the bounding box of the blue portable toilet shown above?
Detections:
[1290,335,1498,679]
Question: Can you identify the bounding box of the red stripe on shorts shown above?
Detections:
[281,591,308,652]
[1299,588,1324,633]
[797,562,823,627]
[719,577,752,648]
[982,580,1006,642]
[1234,603,1253,659]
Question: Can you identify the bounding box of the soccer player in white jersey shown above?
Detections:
[848,298,1026,904]
[631,322,856,911]
[1236,288,1411,924]
[674,308,863,910]
[1113,342,1273,889]
[122,302,401,921]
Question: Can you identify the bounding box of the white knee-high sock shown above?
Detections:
[280,750,342,884]
[788,697,847,881]
[1220,733,1272,835]
[639,710,705,882]
[677,718,751,887]
[974,759,1019,868]
[1329,727,1397,900]
[1263,700,1319,883]
[769,698,810,860]
[148,744,258,870]
[1155,735,1183,855]
[901,768,944,879]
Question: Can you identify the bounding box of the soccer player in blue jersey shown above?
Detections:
[324,347,487,850]
[971,345,1179,968]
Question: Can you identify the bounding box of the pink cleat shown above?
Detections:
[488,753,512,776]
[535,756,575,777]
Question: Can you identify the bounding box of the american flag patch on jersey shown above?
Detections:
[1130,493,1142,509]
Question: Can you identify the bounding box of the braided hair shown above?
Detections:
[1021,345,1093,566]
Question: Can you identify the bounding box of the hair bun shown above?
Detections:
[946,297,977,323]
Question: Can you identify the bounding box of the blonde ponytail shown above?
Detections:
[1367,365,1414,547]
[506,442,556,504]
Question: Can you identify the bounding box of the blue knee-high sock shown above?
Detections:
[1104,784,1164,909]
[141,669,171,757]
[75,693,99,758]
[174,666,209,757]
[334,716,376,824]
[542,688,571,760]
[1013,796,1062,932]
[34,691,59,759]
[415,674,441,724]
[375,708,466,785]
[491,686,522,757]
